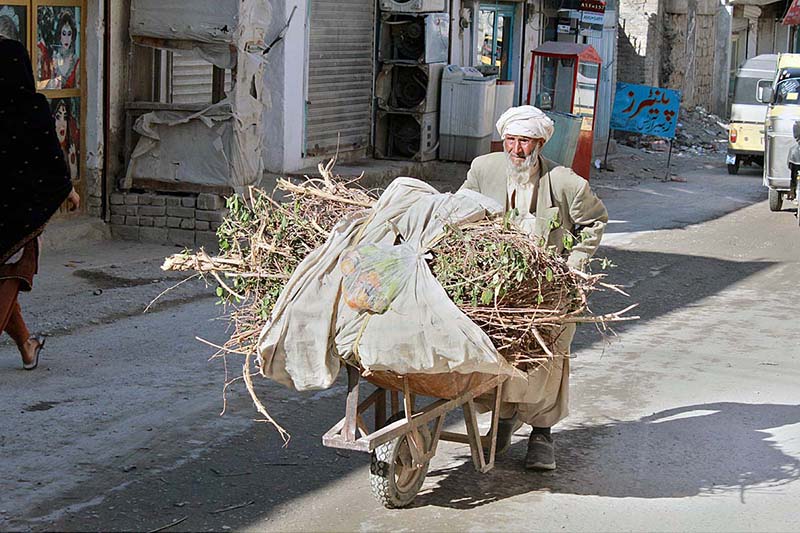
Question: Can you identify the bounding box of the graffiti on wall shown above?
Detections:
[610,82,682,139]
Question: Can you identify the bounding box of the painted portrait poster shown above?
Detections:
[50,97,80,182]
[36,5,80,90]
[0,5,27,44]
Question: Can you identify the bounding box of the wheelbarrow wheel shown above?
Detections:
[369,412,432,508]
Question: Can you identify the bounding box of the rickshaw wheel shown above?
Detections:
[769,189,783,212]
[727,160,739,175]
[369,412,432,508]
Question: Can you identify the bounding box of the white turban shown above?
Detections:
[496,105,555,143]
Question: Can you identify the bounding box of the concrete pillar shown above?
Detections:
[262,0,307,174]
[712,1,732,117]
[84,0,105,217]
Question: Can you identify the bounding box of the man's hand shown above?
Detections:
[66,187,80,211]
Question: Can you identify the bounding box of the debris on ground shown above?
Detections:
[616,106,728,155]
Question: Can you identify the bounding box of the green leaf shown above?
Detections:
[545,267,553,282]
[480,288,493,305]
[215,286,224,298]
[537,293,544,304]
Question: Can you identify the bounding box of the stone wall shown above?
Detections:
[108,192,225,251]
[693,14,718,110]
[663,12,717,109]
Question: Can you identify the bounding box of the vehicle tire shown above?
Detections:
[369,412,432,509]
[727,158,739,175]
[796,181,800,226]
[769,188,783,212]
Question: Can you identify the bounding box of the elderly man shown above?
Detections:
[461,105,608,471]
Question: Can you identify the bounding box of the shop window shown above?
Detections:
[131,46,230,106]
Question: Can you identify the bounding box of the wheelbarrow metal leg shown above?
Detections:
[390,390,400,417]
[462,399,486,472]
[403,377,426,467]
[375,389,387,430]
[344,364,361,442]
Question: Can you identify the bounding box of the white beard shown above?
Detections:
[505,149,539,186]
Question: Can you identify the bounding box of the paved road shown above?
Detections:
[2,164,799,532]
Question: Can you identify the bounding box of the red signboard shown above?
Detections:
[784,0,800,25]
[579,0,606,13]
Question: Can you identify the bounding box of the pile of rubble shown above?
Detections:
[617,106,729,155]
[673,106,729,154]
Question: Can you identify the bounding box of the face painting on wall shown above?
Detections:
[50,97,80,182]
[0,5,27,44]
[36,5,80,90]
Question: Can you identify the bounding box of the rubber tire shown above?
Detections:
[796,180,800,226]
[769,188,783,212]
[727,159,739,175]
[369,412,432,509]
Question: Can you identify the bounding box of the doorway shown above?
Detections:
[476,2,516,81]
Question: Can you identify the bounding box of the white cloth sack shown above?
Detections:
[257,178,521,391]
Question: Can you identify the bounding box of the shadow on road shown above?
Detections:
[416,402,800,508]
[599,169,766,236]
[572,248,776,346]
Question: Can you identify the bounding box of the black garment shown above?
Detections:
[0,37,72,263]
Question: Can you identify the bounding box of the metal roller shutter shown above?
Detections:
[305,0,376,157]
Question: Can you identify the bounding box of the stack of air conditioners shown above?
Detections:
[374,0,449,162]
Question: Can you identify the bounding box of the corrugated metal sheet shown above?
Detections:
[305,0,376,157]
[585,11,616,146]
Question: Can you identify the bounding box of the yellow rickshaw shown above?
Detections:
[761,53,800,211]
[726,54,776,174]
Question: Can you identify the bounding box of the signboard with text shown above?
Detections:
[610,82,682,139]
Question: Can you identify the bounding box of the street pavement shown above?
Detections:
[1,162,799,532]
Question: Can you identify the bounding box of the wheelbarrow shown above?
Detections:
[322,364,508,508]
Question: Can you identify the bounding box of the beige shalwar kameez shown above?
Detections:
[461,152,608,427]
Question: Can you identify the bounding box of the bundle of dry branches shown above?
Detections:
[161,161,636,438]
[428,219,634,370]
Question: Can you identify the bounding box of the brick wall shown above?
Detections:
[108,192,226,251]
[85,169,103,218]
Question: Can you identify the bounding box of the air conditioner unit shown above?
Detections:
[376,63,445,113]
[375,111,439,162]
[379,0,447,13]
[378,12,449,64]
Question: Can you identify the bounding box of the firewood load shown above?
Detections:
[161,161,636,439]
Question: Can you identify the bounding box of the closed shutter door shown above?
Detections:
[305,0,375,157]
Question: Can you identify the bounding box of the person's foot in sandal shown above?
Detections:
[20,335,45,370]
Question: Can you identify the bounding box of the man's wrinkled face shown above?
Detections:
[503,135,543,168]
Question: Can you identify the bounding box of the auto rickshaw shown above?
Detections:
[726,54,777,174]
[761,53,800,211]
